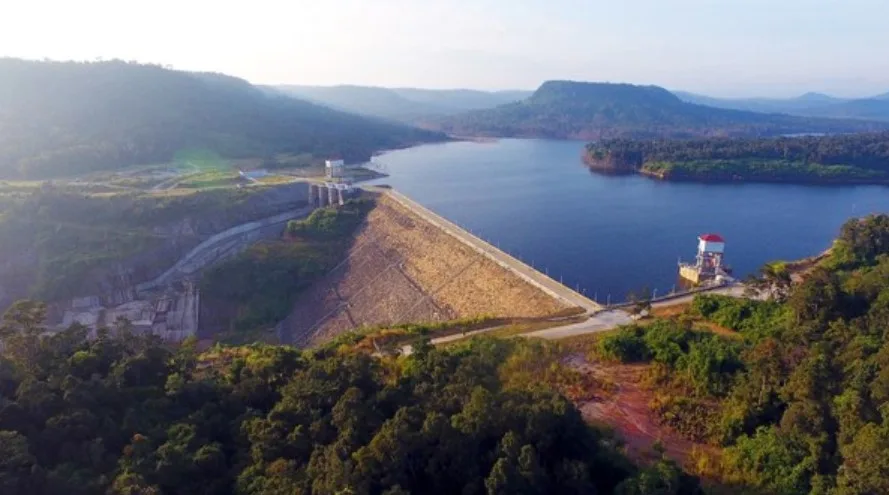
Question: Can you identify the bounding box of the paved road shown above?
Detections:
[522,310,635,340]
[522,283,753,340]
[408,284,753,344]
[365,186,602,313]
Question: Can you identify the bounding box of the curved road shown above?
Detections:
[136,206,312,292]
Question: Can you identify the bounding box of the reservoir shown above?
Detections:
[371,139,889,302]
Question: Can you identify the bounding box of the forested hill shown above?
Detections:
[584,132,889,183]
[0,59,445,179]
[596,214,889,493]
[430,80,889,140]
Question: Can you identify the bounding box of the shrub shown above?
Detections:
[598,327,651,362]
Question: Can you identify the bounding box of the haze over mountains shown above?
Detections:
[674,90,889,121]
[272,85,532,122]
[0,59,444,179]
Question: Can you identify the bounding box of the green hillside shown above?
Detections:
[595,214,889,493]
[0,59,445,179]
[432,81,889,139]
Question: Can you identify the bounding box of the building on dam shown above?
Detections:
[678,233,733,286]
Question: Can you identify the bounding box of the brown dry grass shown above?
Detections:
[651,303,740,338]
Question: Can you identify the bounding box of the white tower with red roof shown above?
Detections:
[696,233,725,276]
[679,233,727,286]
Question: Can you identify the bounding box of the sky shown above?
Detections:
[2,0,888,98]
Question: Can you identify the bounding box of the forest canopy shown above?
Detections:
[0,302,699,494]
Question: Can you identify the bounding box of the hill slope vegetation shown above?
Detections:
[0,59,444,179]
[596,214,889,494]
[432,81,889,140]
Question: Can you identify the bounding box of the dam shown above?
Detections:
[49,180,601,345]
[278,187,601,347]
[372,187,602,313]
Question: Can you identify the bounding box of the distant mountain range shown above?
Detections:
[270,85,533,122]
[4,58,889,179]
[0,59,444,179]
[428,81,889,140]
[674,90,889,121]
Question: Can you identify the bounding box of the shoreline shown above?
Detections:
[636,168,889,187]
[583,161,889,187]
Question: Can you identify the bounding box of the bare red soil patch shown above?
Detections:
[566,355,716,468]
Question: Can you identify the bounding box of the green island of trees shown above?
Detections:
[584,133,889,184]
[596,214,889,493]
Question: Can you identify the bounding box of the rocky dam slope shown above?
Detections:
[278,194,571,346]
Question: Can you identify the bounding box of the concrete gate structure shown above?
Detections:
[308,182,352,208]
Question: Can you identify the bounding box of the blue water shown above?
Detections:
[370,139,889,303]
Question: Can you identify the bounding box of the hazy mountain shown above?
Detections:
[795,99,889,121]
[432,81,889,140]
[272,85,532,121]
[674,90,889,121]
[389,88,533,112]
[0,59,444,179]
[672,91,849,113]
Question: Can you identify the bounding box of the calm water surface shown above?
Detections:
[370,139,889,302]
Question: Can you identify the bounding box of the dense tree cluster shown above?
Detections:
[0,59,444,179]
[584,133,889,183]
[600,214,889,493]
[433,81,888,140]
[0,297,702,494]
